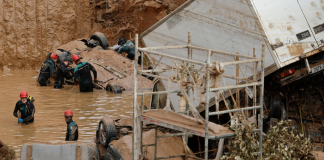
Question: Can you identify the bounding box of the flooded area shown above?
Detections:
[0,70,150,158]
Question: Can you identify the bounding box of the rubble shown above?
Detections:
[0,140,15,160]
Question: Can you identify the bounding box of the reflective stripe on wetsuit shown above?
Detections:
[66,120,78,141]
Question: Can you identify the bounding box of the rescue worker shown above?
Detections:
[38,53,59,86]
[13,91,35,124]
[117,38,136,60]
[72,55,98,92]
[54,56,74,89]
[64,110,78,141]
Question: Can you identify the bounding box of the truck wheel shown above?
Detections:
[106,83,122,94]
[107,144,124,160]
[102,151,112,160]
[90,32,109,50]
[99,115,119,148]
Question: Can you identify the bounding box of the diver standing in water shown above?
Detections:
[13,91,35,124]
[64,110,78,141]
[72,54,98,92]
[38,53,59,86]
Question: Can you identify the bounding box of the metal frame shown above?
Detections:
[133,32,265,160]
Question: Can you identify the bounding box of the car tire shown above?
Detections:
[106,83,122,94]
[90,32,109,50]
[99,115,119,148]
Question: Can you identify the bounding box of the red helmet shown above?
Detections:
[64,110,73,117]
[50,53,59,59]
[20,91,28,98]
[72,55,80,62]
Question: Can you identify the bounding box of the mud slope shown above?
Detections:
[0,0,186,71]
[89,0,187,46]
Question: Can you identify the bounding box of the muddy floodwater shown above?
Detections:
[0,70,150,158]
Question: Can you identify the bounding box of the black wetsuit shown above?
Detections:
[38,59,56,86]
[54,63,74,89]
[65,119,78,141]
[74,62,97,92]
[13,99,35,124]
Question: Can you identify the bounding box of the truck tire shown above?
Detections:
[106,83,122,94]
[106,144,124,160]
[102,151,112,160]
[99,115,119,148]
[90,32,109,50]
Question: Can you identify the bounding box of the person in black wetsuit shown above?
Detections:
[72,54,98,92]
[54,56,74,89]
[64,110,78,141]
[13,91,35,124]
[38,53,59,86]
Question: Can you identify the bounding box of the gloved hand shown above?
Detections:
[94,78,98,83]
[18,118,23,123]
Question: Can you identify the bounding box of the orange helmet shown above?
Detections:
[72,55,80,62]
[20,91,28,98]
[64,110,73,117]
[50,53,59,59]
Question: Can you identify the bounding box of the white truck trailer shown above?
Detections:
[141,0,324,115]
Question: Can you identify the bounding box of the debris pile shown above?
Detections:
[221,114,314,160]
[0,140,15,160]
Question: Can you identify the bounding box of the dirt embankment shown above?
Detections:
[0,0,186,71]
[89,0,187,46]
[0,0,91,71]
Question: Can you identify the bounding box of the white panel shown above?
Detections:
[298,0,324,42]
[252,0,318,65]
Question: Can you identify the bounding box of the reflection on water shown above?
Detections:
[0,70,150,158]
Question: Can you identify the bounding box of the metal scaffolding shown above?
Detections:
[133,32,265,160]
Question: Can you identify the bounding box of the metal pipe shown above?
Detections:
[140,91,144,152]
[157,155,185,159]
[305,58,311,74]
[138,48,207,66]
[151,56,163,74]
[157,133,186,138]
[204,50,211,160]
[210,129,261,139]
[259,44,266,158]
[137,90,180,96]
[222,58,262,66]
[209,105,262,116]
[141,52,144,72]
[236,52,240,109]
[210,82,262,92]
[253,49,257,115]
[188,45,257,59]
[222,74,250,82]
[132,34,139,160]
[140,45,188,50]
[139,72,170,81]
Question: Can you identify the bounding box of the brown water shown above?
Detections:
[0,70,150,158]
